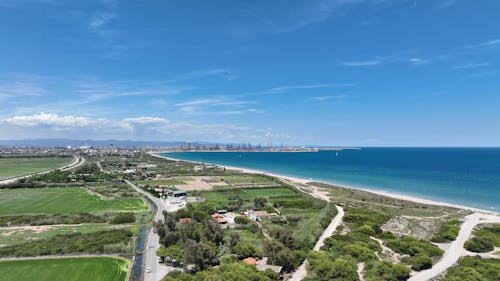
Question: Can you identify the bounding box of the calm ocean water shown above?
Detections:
[162,148,500,211]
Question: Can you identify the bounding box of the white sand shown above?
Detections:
[149,152,498,215]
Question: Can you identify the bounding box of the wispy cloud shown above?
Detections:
[169,68,238,82]
[463,37,500,49]
[462,70,499,80]
[342,60,383,67]
[436,0,457,9]
[452,62,490,70]
[242,83,354,97]
[173,98,259,116]
[342,54,429,67]
[308,94,350,102]
[89,12,116,28]
[230,0,370,37]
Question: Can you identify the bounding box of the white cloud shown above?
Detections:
[0,113,282,142]
[90,12,116,28]
[409,58,428,65]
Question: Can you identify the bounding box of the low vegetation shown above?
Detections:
[431,219,461,243]
[464,224,500,253]
[442,256,500,281]
[0,229,133,257]
[161,262,278,281]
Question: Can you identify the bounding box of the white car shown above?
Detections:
[146,267,152,273]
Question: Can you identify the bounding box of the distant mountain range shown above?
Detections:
[0,139,208,147]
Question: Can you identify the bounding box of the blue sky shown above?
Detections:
[0,0,499,146]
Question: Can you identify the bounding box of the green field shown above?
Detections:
[0,157,72,180]
[200,187,298,208]
[0,257,129,281]
[0,188,148,215]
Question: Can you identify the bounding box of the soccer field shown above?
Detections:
[0,257,129,281]
[0,188,148,215]
[0,157,72,180]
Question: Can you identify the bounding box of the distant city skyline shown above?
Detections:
[1,0,499,146]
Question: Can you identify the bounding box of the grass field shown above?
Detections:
[0,223,134,246]
[200,187,298,208]
[0,157,72,180]
[0,257,129,281]
[0,188,148,215]
[134,178,192,186]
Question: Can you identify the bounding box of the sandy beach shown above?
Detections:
[150,152,498,215]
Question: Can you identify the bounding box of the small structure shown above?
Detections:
[137,163,157,169]
[243,257,257,266]
[212,213,227,224]
[178,218,192,224]
[218,210,227,215]
[173,190,187,197]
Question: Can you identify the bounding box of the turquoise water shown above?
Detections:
[161,148,500,211]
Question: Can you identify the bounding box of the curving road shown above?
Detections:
[408,212,500,281]
[0,155,85,185]
[125,180,181,281]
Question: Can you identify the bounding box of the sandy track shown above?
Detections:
[408,212,500,281]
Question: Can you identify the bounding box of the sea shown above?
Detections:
[161,148,500,211]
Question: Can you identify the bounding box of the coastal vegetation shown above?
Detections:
[161,262,278,281]
[431,219,461,243]
[464,224,500,253]
[0,257,129,281]
[442,256,500,281]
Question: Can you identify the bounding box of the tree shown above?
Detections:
[275,248,295,272]
[157,245,184,261]
[227,232,241,248]
[270,228,295,249]
[233,242,262,258]
[254,197,268,209]
[183,240,217,271]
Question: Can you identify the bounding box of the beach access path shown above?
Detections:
[125,180,181,281]
[408,212,500,281]
[0,155,85,185]
[284,179,344,281]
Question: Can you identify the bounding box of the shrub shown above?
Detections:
[109,213,136,224]
[235,216,250,224]
[464,237,494,253]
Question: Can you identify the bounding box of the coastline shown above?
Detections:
[149,152,498,215]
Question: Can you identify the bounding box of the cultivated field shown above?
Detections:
[0,157,72,180]
[0,188,148,215]
[0,257,129,281]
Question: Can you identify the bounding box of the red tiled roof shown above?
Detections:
[243,257,257,265]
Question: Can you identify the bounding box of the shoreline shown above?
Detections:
[149,152,498,215]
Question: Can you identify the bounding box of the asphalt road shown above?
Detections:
[125,180,181,281]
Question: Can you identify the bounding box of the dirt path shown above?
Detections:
[286,179,344,281]
[408,212,500,281]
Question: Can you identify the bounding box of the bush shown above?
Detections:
[233,242,262,258]
[385,236,444,257]
[464,237,494,253]
[109,213,136,224]
[431,219,461,243]
[404,253,433,271]
[235,216,250,224]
